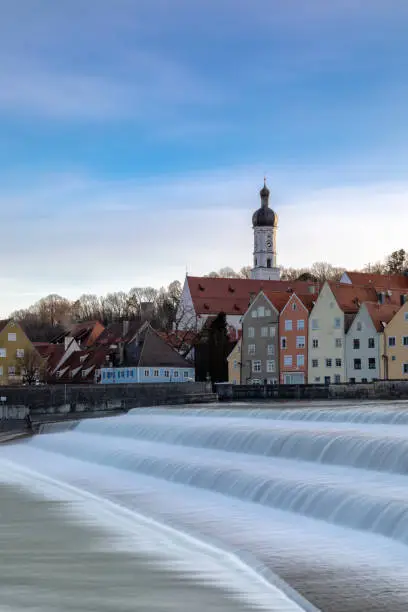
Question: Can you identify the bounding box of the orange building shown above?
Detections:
[279,293,315,384]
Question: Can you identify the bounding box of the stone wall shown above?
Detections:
[216,381,408,402]
[0,382,214,420]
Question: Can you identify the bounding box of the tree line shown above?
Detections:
[10,250,408,342]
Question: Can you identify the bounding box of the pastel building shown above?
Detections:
[227,339,242,385]
[383,301,408,380]
[345,302,397,382]
[308,282,378,384]
[279,293,315,384]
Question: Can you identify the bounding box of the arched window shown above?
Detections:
[255,258,258,266]
[267,258,271,268]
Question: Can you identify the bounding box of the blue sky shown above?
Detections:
[1,1,408,316]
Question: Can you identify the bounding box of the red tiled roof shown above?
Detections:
[187,276,318,315]
[328,282,379,313]
[364,301,400,332]
[263,291,298,313]
[343,272,408,290]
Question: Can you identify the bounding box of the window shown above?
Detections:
[297,354,304,367]
[144,369,150,377]
[8,366,15,376]
[392,355,396,361]
[265,309,271,317]
[354,359,362,370]
[335,358,342,367]
[0,367,2,376]
[266,360,275,373]
[281,337,287,349]
[258,306,265,317]
[164,370,170,378]
[285,320,293,331]
[353,339,360,350]
[233,360,238,369]
[356,322,362,331]
[403,363,408,375]
[248,344,255,355]
[388,336,396,347]
[269,326,276,337]
[261,326,268,337]
[312,319,319,330]
[368,337,375,349]
[334,318,341,329]
[297,319,305,330]
[248,327,255,338]
[405,313,408,321]
[312,359,318,368]
[334,375,341,383]
[252,360,261,373]
[267,344,275,356]
[8,333,16,342]
[251,310,258,318]
[153,369,159,377]
[184,371,189,378]
[361,378,368,383]
[326,359,332,368]
[16,349,24,358]
[368,358,376,370]
[335,338,342,348]
[174,371,179,378]
[0,349,6,358]
[81,370,87,378]
[314,377,321,382]
[292,302,297,311]
[266,258,271,268]
[312,338,318,348]
[403,336,408,346]
[284,355,292,367]
[296,336,305,348]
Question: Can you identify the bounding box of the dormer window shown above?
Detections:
[198,283,205,292]
[203,303,210,310]
[228,284,235,293]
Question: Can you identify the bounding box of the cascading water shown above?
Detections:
[4,402,408,611]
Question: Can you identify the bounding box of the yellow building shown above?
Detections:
[0,319,39,385]
[227,339,241,385]
[383,301,408,380]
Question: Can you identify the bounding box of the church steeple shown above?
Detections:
[250,180,280,281]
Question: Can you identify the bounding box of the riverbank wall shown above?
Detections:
[0,382,215,428]
[216,380,408,402]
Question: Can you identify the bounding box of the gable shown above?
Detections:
[138,326,193,368]
[241,292,279,324]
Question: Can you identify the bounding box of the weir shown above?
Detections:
[3,402,408,611]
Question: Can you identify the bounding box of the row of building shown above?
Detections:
[219,271,408,385]
[0,318,195,386]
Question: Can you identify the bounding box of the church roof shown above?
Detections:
[342,271,408,290]
[187,276,318,316]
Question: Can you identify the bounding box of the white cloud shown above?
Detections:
[1,168,408,317]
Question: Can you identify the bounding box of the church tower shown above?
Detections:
[250,180,280,281]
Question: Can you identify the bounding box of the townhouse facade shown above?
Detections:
[279,293,314,384]
[345,302,397,382]
[227,339,241,385]
[307,283,347,384]
[240,292,284,384]
[383,301,408,380]
[0,320,42,385]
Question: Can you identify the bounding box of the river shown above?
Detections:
[2,400,408,611]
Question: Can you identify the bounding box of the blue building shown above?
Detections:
[96,322,195,384]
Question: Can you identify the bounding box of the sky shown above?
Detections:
[1,0,408,317]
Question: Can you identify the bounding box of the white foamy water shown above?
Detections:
[4,401,408,610]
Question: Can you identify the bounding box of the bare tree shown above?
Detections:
[16,348,46,385]
[384,249,408,275]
